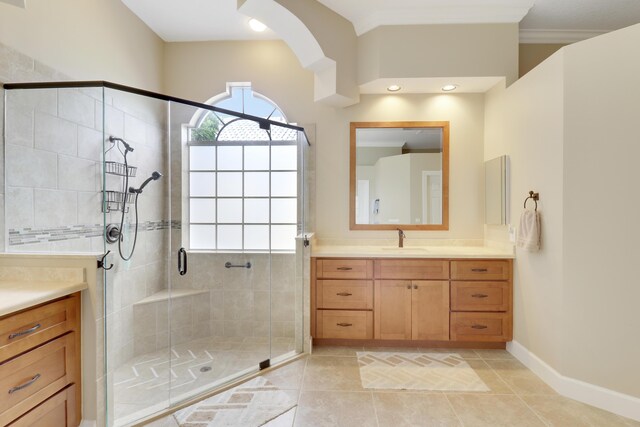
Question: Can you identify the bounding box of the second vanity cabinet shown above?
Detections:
[312,257,513,346]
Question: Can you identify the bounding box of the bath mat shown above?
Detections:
[173,376,296,426]
[357,352,489,392]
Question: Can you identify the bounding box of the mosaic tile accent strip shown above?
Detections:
[8,220,176,246]
[173,376,296,427]
[357,352,490,392]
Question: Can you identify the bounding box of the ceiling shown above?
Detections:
[120,0,640,95]
[122,0,640,42]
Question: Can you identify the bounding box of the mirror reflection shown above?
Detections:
[350,122,449,230]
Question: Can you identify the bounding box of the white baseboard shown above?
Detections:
[79,420,96,427]
[507,341,640,422]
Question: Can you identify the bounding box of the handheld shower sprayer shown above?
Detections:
[129,171,162,194]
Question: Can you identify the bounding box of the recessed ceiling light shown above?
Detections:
[387,85,401,92]
[249,18,267,32]
[442,84,458,92]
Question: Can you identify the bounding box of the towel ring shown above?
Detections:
[524,191,539,211]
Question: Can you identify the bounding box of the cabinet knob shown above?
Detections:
[471,324,488,330]
[407,285,411,289]
[336,292,352,297]
[471,293,489,298]
[471,268,488,272]
[8,323,41,340]
[414,285,417,289]
[336,267,353,271]
[336,323,352,327]
[8,374,41,394]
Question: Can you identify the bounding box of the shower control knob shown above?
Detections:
[105,224,121,244]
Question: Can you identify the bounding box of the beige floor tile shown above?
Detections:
[486,359,557,395]
[311,345,363,356]
[522,395,640,427]
[447,394,546,426]
[474,349,515,360]
[302,355,364,391]
[373,392,461,426]
[294,390,377,427]
[261,357,308,390]
[362,346,422,353]
[263,407,297,427]
[445,359,513,395]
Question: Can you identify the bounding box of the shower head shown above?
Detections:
[108,136,134,152]
[129,171,162,194]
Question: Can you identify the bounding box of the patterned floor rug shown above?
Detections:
[173,376,296,426]
[357,352,490,392]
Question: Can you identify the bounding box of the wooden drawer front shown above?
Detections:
[451,282,510,312]
[450,260,510,281]
[0,294,79,363]
[317,259,373,279]
[316,310,373,339]
[450,313,512,342]
[374,260,449,280]
[317,280,373,310]
[0,333,76,425]
[8,384,76,427]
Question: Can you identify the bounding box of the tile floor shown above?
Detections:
[144,346,640,427]
[112,336,296,424]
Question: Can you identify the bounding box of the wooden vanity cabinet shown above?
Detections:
[312,257,513,346]
[0,293,81,426]
[374,280,449,341]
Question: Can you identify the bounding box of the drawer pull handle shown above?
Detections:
[471,268,488,272]
[8,374,41,394]
[471,324,488,330]
[336,292,352,297]
[336,267,353,271]
[8,323,42,340]
[471,294,489,298]
[336,323,353,327]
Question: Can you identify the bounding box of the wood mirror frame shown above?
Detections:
[349,121,449,230]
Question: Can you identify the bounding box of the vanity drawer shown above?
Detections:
[0,294,79,363]
[0,333,77,425]
[8,384,76,427]
[316,310,373,339]
[317,280,373,310]
[450,260,511,281]
[451,282,510,312]
[316,259,373,279]
[450,313,512,342]
[374,259,449,280]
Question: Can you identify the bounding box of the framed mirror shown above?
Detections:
[350,121,449,230]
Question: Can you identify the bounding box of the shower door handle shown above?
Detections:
[178,247,188,276]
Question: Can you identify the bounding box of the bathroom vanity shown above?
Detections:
[311,247,513,348]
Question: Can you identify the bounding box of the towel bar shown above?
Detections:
[523,191,539,211]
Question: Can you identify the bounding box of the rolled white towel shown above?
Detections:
[517,210,541,252]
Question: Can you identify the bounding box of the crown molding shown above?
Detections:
[354,5,533,36]
[519,29,608,44]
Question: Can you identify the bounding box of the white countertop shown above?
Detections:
[0,280,88,317]
[311,245,515,259]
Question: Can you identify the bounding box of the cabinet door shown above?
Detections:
[411,281,450,341]
[374,280,412,340]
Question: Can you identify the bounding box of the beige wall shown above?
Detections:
[484,51,565,371]
[0,0,164,90]
[519,43,567,78]
[359,24,519,86]
[485,24,640,398]
[561,25,640,398]
[164,40,486,240]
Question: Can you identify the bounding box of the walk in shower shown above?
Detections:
[3,81,310,426]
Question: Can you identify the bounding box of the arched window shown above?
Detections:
[187,84,298,252]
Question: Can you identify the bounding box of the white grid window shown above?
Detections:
[188,141,298,252]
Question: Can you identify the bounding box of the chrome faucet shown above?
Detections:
[397,228,406,248]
